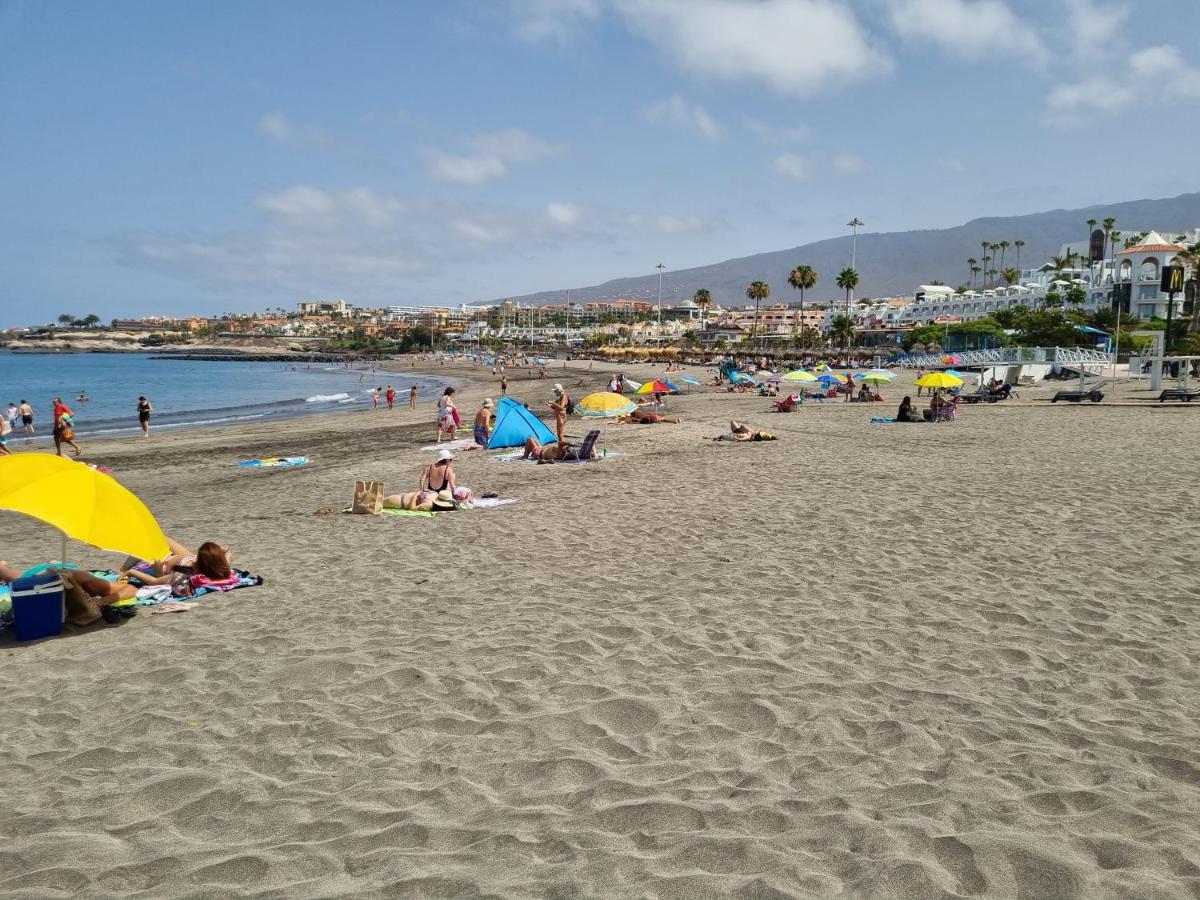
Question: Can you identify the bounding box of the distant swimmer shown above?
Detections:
[76,390,89,402]
[137,395,152,437]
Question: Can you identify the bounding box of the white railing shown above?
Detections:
[900,347,1112,369]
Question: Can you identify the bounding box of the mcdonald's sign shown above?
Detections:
[1161,265,1185,293]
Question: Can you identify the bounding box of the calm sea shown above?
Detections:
[0,352,446,438]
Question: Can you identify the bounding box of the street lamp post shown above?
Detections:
[847,217,864,308]
[656,262,666,329]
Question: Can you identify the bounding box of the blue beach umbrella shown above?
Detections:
[680,375,702,386]
[661,379,681,392]
[729,372,755,385]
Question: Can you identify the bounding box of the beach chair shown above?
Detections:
[560,429,601,461]
[773,395,799,413]
[1051,389,1104,403]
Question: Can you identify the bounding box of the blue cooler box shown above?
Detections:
[11,572,66,641]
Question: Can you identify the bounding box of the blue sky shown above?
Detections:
[3,0,1199,323]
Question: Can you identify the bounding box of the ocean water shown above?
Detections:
[0,352,446,438]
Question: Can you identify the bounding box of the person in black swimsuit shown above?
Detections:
[137,396,152,437]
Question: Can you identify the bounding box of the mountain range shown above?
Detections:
[496,192,1200,308]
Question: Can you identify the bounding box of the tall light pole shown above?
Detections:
[847,218,864,312]
[656,262,666,329]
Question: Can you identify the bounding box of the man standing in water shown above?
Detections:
[137,396,152,437]
[409,384,418,410]
[385,385,396,410]
[19,400,34,435]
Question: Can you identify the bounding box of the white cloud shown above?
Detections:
[512,0,602,43]
[772,152,808,180]
[468,127,562,163]
[454,219,509,242]
[427,127,562,184]
[427,153,510,185]
[546,202,582,225]
[1047,45,1200,122]
[623,212,708,233]
[257,112,332,148]
[614,0,889,96]
[833,154,866,174]
[744,116,808,145]
[255,186,402,227]
[641,95,722,141]
[1063,0,1128,59]
[887,0,1047,66]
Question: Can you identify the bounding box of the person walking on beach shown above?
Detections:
[385,385,395,410]
[500,374,508,396]
[916,369,926,397]
[474,399,493,447]
[372,387,381,409]
[19,400,34,435]
[137,395,152,437]
[52,398,81,457]
[549,384,569,446]
[409,384,418,409]
[436,387,458,441]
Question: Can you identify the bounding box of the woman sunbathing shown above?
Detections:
[712,420,776,442]
[624,407,681,424]
[384,448,473,510]
[520,436,596,461]
[120,541,238,592]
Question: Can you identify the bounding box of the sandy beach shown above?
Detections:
[2,358,1198,898]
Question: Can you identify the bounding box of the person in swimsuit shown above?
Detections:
[436,388,457,441]
[19,400,34,435]
[627,407,680,424]
[549,384,569,445]
[474,399,493,447]
[385,385,395,410]
[409,384,418,409]
[384,448,468,510]
[137,395,152,436]
[712,420,775,442]
[520,436,596,461]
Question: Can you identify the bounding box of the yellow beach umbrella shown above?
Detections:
[914,372,964,389]
[576,392,637,418]
[0,455,169,562]
[782,369,817,381]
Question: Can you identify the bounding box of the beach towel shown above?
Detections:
[238,456,308,469]
[489,451,619,463]
[104,568,262,606]
[871,417,898,424]
[379,508,438,518]
[419,438,479,452]
[465,497,518,508]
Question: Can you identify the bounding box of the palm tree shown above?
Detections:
[981,255,991,287]
[745,280,770,349]
[980,240,990,278]
[830,313,856,350]
[988,268,998,287]
[835,267,859,314]
[1014,239,1025,276]
[1173,242,1200,332]
[970,265,981,287]
[1102,217,1115,261]
[1002,268,1019,286]
[57,313,76,327]
[998,240,1010,277]
[967,258,978,289]
[693,289,712,330]
[787,264,817,348]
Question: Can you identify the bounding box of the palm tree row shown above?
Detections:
[968,239,1025,290]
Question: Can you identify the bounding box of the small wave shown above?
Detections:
[306,392,350,403]
[337,398,356,403]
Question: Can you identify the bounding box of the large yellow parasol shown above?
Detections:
[575,392,637,418]
[914,372,964,389]
[0,455,169,562]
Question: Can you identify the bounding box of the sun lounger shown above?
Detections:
[1051,389,1104,403]
[1158,388,1200,402]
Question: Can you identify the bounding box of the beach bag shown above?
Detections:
[351,480,384,514]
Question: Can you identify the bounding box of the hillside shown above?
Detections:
[497,192,1200,307]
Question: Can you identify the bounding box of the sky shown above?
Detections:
[3,0,1200,324]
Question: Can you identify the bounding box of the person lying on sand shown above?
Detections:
[520,436,596,462]
[711,420,776,442]
[119,541,237,592]
[622,407,681,424]
[385,449,473,510]
[122,536,234,578]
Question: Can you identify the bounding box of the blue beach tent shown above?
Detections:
[487,397,557,449]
